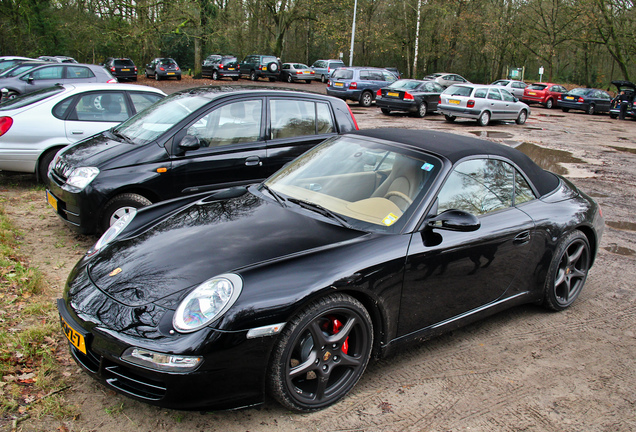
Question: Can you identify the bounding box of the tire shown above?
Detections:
[37,148,59,184]
[5,90,18,100]
[478,111,490,126]
[287,74,293,83]
[132,76,138,82]
[145,71,149,78]
[359,91,373,107]
[232,76,239,81]
[516,110,528,125]
[321,74,327,83]
[269,77,277,82]
[267,62,279,73]
[587,104,595,115]
[444,114,456,122]
[381,108,391,115]
[545,98,554,109]
[212,70,219,81]
[155,72,160,81]
[561,108,570,112]
[267,293,373,412]
[177,75,181,81]
[100,193,152,233]
[415,101,427,118]
[250,70,257,81]
[610,113,618,119]
[542,230,591,311]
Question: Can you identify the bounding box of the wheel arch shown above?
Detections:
[36,144,68,181]
[575,224,599,267]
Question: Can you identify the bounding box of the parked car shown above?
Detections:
[202,56,240,81]
[384,67,401,79]
[0,63,117,100]
[437,84,530,126]
[327,67,399,107]
[0,60,49,79]
[423,72,470,89]
[281,63,316,83]
[491,79,528,98]
[103,58,138,81]
[310,59,345,83]
[145,58,181,81]
[521,82,567,109]
[239,55,281,81]
[375,79,444,117]
[46,87,358,234]
[557,88,612,115]
[609,80,635,120]
[0,56,34,73]
[37,56,78,63]
[0,83,165,182]
[56,128,603,412]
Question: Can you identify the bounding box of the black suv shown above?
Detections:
[202,55,240,81]
[103,58,137,81]
[46,87,359,234]
[239,55,282,81]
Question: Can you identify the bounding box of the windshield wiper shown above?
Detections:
[110,129,135,145]
[287,198,351,229]
[260,184,286,207]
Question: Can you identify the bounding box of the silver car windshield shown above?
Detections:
[266,136,442,233]
[114,92,211,144]
[0,86,64,111]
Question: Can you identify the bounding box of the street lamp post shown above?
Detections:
[349,0,358,67]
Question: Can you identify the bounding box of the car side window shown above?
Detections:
[383,71,397,83]
[515,172,536,204]
[437,159,514,215]
[270,99,319,139]
[316,102,335,134]
[30,66,64,80]
[73,92,130,122]
[129,92,163,112]
[474,89,487,98]
[66,66,95,79]
[359,71,371,80]
[501,89,515,102]
[187,100,263,148]
[487,89,502,100]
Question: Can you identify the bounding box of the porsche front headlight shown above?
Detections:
[173,273,243,333]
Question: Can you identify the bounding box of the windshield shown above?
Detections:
[114,91,211,143]
[389,80,422,90]
[443,85,473,96]
[528,84,547,90]
[0,86,64,110]
[0,63,42,78]
[266,136,442,233]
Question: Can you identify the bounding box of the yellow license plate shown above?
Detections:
[387,92,399,97]
[121,68,130,71]
[60,315,86,355]
[302,71,309,74]
[46,191,58,211]
[449,99,460,105]
[167,72,175,75]
[335,82,344,87]
[228,67,235,70]
[565,96,574,100]
[529,92,536,95]
[262,66,267,71]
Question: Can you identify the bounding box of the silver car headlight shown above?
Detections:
[86,209,136,257]
[65,166,99,190]
[173,273,243,333]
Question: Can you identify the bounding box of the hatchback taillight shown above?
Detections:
[134,67,138,72]
[0,117,13,137]
[159,67,165,71]
[467,100,475,108]
[404,92,414,100]
[175,66,180,71]
[558,95,562,100]
[350,82,357,89]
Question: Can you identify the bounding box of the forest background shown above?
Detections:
[0,0,634,88]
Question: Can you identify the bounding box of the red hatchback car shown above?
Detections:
[522,82,567,109]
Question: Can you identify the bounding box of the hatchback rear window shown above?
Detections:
[263,56,277,64]
[0,86,65,111]
[332,69,353,80]
[114,59,135,67]
[443,85,473,97]
[528,84,547,90]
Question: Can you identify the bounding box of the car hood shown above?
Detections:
[58,131,148,169]
[86,191,366,307]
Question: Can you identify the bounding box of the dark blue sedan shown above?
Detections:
[557,88,612,114]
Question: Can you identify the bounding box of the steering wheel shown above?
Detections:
[384,190,412,205]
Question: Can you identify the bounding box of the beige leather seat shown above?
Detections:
[372,155,423,211]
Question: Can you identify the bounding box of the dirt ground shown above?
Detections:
[1,76,635,431]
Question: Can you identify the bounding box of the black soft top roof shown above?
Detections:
[351,128,560,197]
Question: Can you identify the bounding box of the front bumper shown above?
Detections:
[46,170,104,234]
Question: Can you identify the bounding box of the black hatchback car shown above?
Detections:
[46,87,359,234]
[609,80,635,120]
[202,56,240,81]
[375,79,444,117]
[103,58,138,81]
[145,58,181,81]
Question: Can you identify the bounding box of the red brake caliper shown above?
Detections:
[324,316,349,354]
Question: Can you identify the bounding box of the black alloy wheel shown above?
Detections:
[155,71,160,81]
[268,293,373,412]
[543,230,590,311]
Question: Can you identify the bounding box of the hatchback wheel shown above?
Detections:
[321,74,327,83]
[100,193,152,233]
[516,110,528,125]
[359,91,373,107]
[545,98,554,109]
[155,72,160,81]
[543,230,590,311]
[267,293,373,412]
[212,71,219,80]
[478,111,490,126]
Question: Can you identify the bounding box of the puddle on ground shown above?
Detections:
[608,146,636,154]
[606,221,636,232]
[514,142,586,175]
[537,113,566,118]
[603,244,635,257]
[469,131,514,139]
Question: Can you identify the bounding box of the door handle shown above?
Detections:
[245,156,262,166]
[71,131,84,135]
[513,231,530,245]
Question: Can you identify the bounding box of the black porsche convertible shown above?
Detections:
[57,128,603,412]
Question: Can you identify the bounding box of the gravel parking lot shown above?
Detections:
[1,76,635,431]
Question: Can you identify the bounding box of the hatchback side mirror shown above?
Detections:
[178,135,201,152]
[426,209,480,232]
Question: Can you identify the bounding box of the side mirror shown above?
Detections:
[426,209,480,232]
[178,135,201,152]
